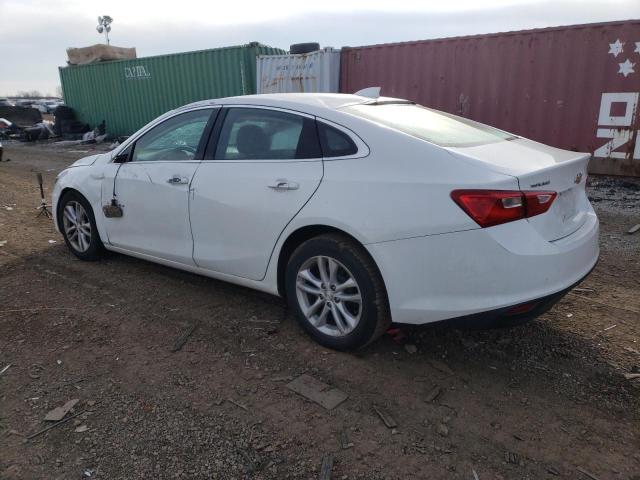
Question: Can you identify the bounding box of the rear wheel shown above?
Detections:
[58,191,105,261]
[285,234,390,350]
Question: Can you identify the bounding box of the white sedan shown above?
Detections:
[52,93,599,350]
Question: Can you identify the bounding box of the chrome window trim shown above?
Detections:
[314,117,370,161]
[110,106,220,162]
[203,104,322,163]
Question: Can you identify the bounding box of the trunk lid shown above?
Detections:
[447,138,590,241]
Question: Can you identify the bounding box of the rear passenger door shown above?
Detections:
[189,106,323,280]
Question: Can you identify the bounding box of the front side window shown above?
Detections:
[344,103,516,147]
[131,109,212,162]
[214,108,320,160]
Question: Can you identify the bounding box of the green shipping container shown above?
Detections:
[59,42,285,136]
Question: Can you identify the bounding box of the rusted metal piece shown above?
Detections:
[340,20,640,176]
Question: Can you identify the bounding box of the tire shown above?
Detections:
[53,105,75,120]
[58,191,105,261]
[285,234,390,351]
[289,42,320,55]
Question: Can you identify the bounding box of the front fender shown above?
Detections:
[53,164,108,243]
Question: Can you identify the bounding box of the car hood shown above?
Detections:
[69,152,110,168]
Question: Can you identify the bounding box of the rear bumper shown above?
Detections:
[366,209,599,325]
[430,261,596,329]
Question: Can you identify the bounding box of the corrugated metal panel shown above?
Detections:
[60,43,285,136]
[340,21,640,177]
[256,48,341,94]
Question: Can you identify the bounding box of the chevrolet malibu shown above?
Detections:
[53,93,599,350]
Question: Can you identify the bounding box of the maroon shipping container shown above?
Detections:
[340,20,640,176]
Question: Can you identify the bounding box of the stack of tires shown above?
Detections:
[53,106,90,138]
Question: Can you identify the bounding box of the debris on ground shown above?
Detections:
[74,424,88,433]
[627,224,640,234]
[44,399,79,421]
[429,359,455,376]
[171,323,197,352]
[577,466,601,480]
[505,450,522,465]
[424,385,442,403]
[372,405,397,428]
[28,409,88,440]
[573,287,595,294]
[623,373,640,380]
[568,293,640,314]
[340,429,354,450]
[603,324,617,331]
[404,344,418,354]
[547,465,560,476]
[318,453,333,480]
[271,375,294,382]
[227,398,248,411]
[0,364,10,375]
[287,374,348,410]
[386,327,406,343]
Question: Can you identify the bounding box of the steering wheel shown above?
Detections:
[177,145,197,155]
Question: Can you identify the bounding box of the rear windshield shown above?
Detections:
[344,103,516,147]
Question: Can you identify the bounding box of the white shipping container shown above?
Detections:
[256,48,340,94]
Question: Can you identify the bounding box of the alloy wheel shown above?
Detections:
[295,255,363,337]
[62,201,92,252]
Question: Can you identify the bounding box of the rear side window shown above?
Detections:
[344,104,516,147]
[214,108,321,160]
[317,122,358,157]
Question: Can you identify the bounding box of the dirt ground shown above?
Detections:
[1,141,639,480]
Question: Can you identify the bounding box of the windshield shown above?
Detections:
[344,103,516,147]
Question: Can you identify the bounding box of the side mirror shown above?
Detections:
[113,151,130,163]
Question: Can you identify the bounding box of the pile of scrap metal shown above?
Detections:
[0,106,58,141]
[52,105,91,139]
[0,104,98,143]
[0,117,21,140]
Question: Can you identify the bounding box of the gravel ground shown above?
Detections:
[0,142,639,480]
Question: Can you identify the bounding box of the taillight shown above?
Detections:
[523,191,557,217]
[451,189,557,228]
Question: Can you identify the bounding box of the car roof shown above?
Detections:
[176,93,408,120]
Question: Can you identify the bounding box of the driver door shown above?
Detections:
[102,108,217,265]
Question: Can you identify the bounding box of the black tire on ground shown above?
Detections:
[285,233,391,351]
[53,105,75,120]
[58,190,105,261]
[289,42,320,54]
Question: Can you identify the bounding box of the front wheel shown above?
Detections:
[58,191,105,261]
[285,234,390,351]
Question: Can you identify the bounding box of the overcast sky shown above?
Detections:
[0,0,637,96]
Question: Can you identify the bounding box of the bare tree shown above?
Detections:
[17,90,43,98]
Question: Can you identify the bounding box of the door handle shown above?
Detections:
[268,179,299,191]
[167,175,189,185]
